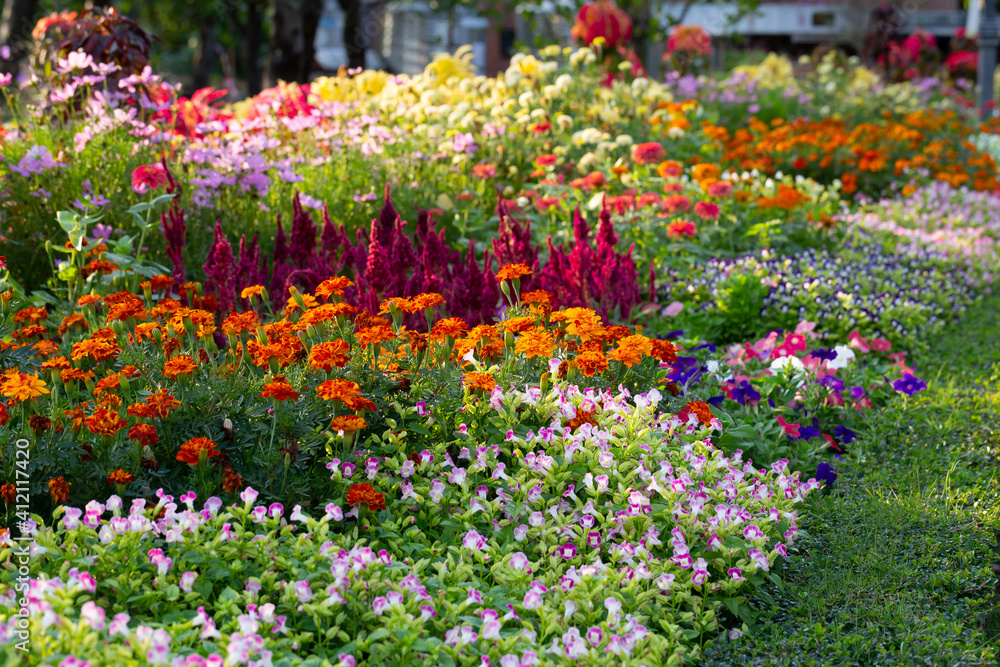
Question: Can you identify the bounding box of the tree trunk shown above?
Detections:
[245,0,263,94]
[338,0,365,70]
[627,5,651,74]
[270,0,301,84]
[270,0,324,84]
[299,0,322,81]
[192,19,218,91]
[0,0,39,72]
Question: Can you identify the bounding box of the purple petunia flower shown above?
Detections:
[815,461,837,487]
[892,373,927,396]
[833,424,856,444]
[731,380,761,406]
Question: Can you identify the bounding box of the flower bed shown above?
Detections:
[0,8,994,663]
[2,385,815,665]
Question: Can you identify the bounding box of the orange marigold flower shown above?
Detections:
[495,263,533,282]
[686,400,715,425]
[240,285,267,299]
[521,290,552,305]
[515,328,557,359]
[14,306,47,324]
[222,311,260,335]
[342,395,377,412]
[1,373,49,401]
[58,312,87,336]
[651,339,679,363]
[42,356,70,371]
[31,339,59,357]
[144,389,181,418]
[106,298,146,323]
[261,381,298,401]
[63,406,86,431]
[345,482,386,511]
[49,477,71,505]
[355,325,397,347]
[315,277,354,300]
[128,423,158,447]
[330,414,368,433]
[411,293,447,311]
[575,350,610,377]
[499,317,537,335]
[465,325,500,343]
[317,379,361,402]
[85,408,127,437]
[163,355,197,380]
[77,294,102,306]
[463,372,497,392]
[552,308,606,342]
[609,334,652,368]
[176,437,221,466]
[107,469,135,486]
[309,340,351,371]
[1,483,14,505]
[71,336,121,362]
[94,373,123,397]
[222,466,243,494]
[430,317,467,341]
[28,415,51,433]
[378,297,412,315]
[149,275,174,291]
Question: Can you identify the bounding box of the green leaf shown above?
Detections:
[219,587,240,604]
[367,628,390,641]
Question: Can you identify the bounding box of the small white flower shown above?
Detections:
[828,345,855,370]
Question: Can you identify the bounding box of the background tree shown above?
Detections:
[0,0,40,71]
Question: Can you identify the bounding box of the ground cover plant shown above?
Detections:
[0,4,999,665]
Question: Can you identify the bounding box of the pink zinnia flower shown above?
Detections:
[694,200,720,220]
[131,164,169,194]
[707,181,733,197]
[662,194,690,213]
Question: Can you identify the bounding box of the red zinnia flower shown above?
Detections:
[631,142,665,165]
[666,220,698,239]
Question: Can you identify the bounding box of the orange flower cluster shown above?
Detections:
[317,379,361,402]
[261,380,298,401]
[345,482,387,512]
[308,339,350,371]
[379,293,446,314]
[707,113,1000,193]
[107,469,135,486]
[1,372,49,401]
[463,372,498,392]
[163,355,197,379]
[49,476,70,504]
[330,414,367,433]
[85,408,127,436]
[685,400,715,425]
[176,437,221,465]
[496,264,533,282]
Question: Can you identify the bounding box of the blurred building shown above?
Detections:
[312,0,968,76]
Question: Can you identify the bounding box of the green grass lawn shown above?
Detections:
[703,295,1000,666]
